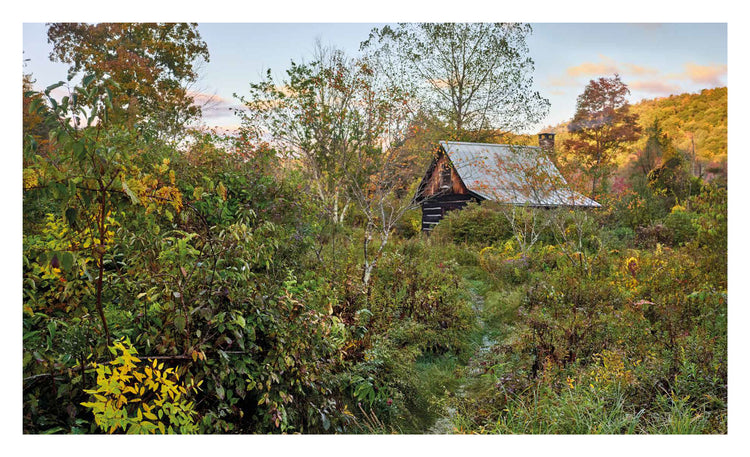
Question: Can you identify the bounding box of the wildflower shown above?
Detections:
[625,257,639,277]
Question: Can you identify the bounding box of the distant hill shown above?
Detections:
[544,87,727,169]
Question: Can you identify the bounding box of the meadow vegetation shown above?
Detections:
[22,22,727,434]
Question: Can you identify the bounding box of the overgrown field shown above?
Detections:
[22,22,727,435]
[23,132,727,432]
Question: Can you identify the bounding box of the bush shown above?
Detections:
[664,205,697,246]
[367,240,476,355]
[635,223,672,248]
[432,202,512,245]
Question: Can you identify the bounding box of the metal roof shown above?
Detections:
[441,141,601,207]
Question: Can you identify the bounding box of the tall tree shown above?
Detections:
[345,69,418,290]
[564,74,640,196]
[47,23,209,140]
[237,44,412,225]
[361,23,549,139]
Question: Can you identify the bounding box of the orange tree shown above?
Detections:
[564,74,641,197]
[47,23,209,141]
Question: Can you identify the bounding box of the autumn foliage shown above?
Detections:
[23,23,726,435]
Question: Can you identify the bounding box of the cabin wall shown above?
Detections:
[419,151,479,231]
[421,193,479,231]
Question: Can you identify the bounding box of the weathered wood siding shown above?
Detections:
[421,154,469,197]
[419,150,482,231]
[421,193,477,231]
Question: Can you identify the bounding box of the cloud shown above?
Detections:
[566,55,620,77]
[560,56,659,81]
[683,63,727,85]
[624,63,659,76]
[546,75,579,88]
[188,90,244,119]
[629,80,682,94]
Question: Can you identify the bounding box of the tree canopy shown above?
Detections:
[361,23,549,139]
[564,74,641,196]
[47,23,210,138]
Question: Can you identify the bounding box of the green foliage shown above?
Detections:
[47,23,209,137]
[433,183,726,434]
[367,240,476,355]
[664,205,697,246]
[362,23,549,136]
[432,202,512,245]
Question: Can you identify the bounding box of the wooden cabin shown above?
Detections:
[415,134,600,231]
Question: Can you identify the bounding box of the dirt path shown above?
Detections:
[428,286,496,434]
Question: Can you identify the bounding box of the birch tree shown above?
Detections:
[238,43,367,225]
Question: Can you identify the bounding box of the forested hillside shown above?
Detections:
[546,87,727,176]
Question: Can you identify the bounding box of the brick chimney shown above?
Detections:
[538,133,555,152]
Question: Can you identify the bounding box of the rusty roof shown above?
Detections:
[440,141,600,207]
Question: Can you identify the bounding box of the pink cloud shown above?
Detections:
[188,90,244,119]
[624,63,659,76]
[629,80,682,94]
[566,55,620,77]
[546,75,579,88]
[683,63,727,85]
[561,56,660,81]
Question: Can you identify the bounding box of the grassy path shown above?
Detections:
[426,275,499,434]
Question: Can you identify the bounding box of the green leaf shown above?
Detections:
[174,315,186,334]
[29,98,42,114]
[47,321,57,339]
[72,141,85,161]
[45,81,64,95]
[82,74,96,88]
[65,208,78,227]
[61,252,74,272]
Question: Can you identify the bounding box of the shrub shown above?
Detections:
[664,205,697,246]
[81,339,198,434]
[432,202,512,245]
[366,240,476,355]
[635,223,672,248]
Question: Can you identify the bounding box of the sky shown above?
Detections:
[22,22,727,135]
